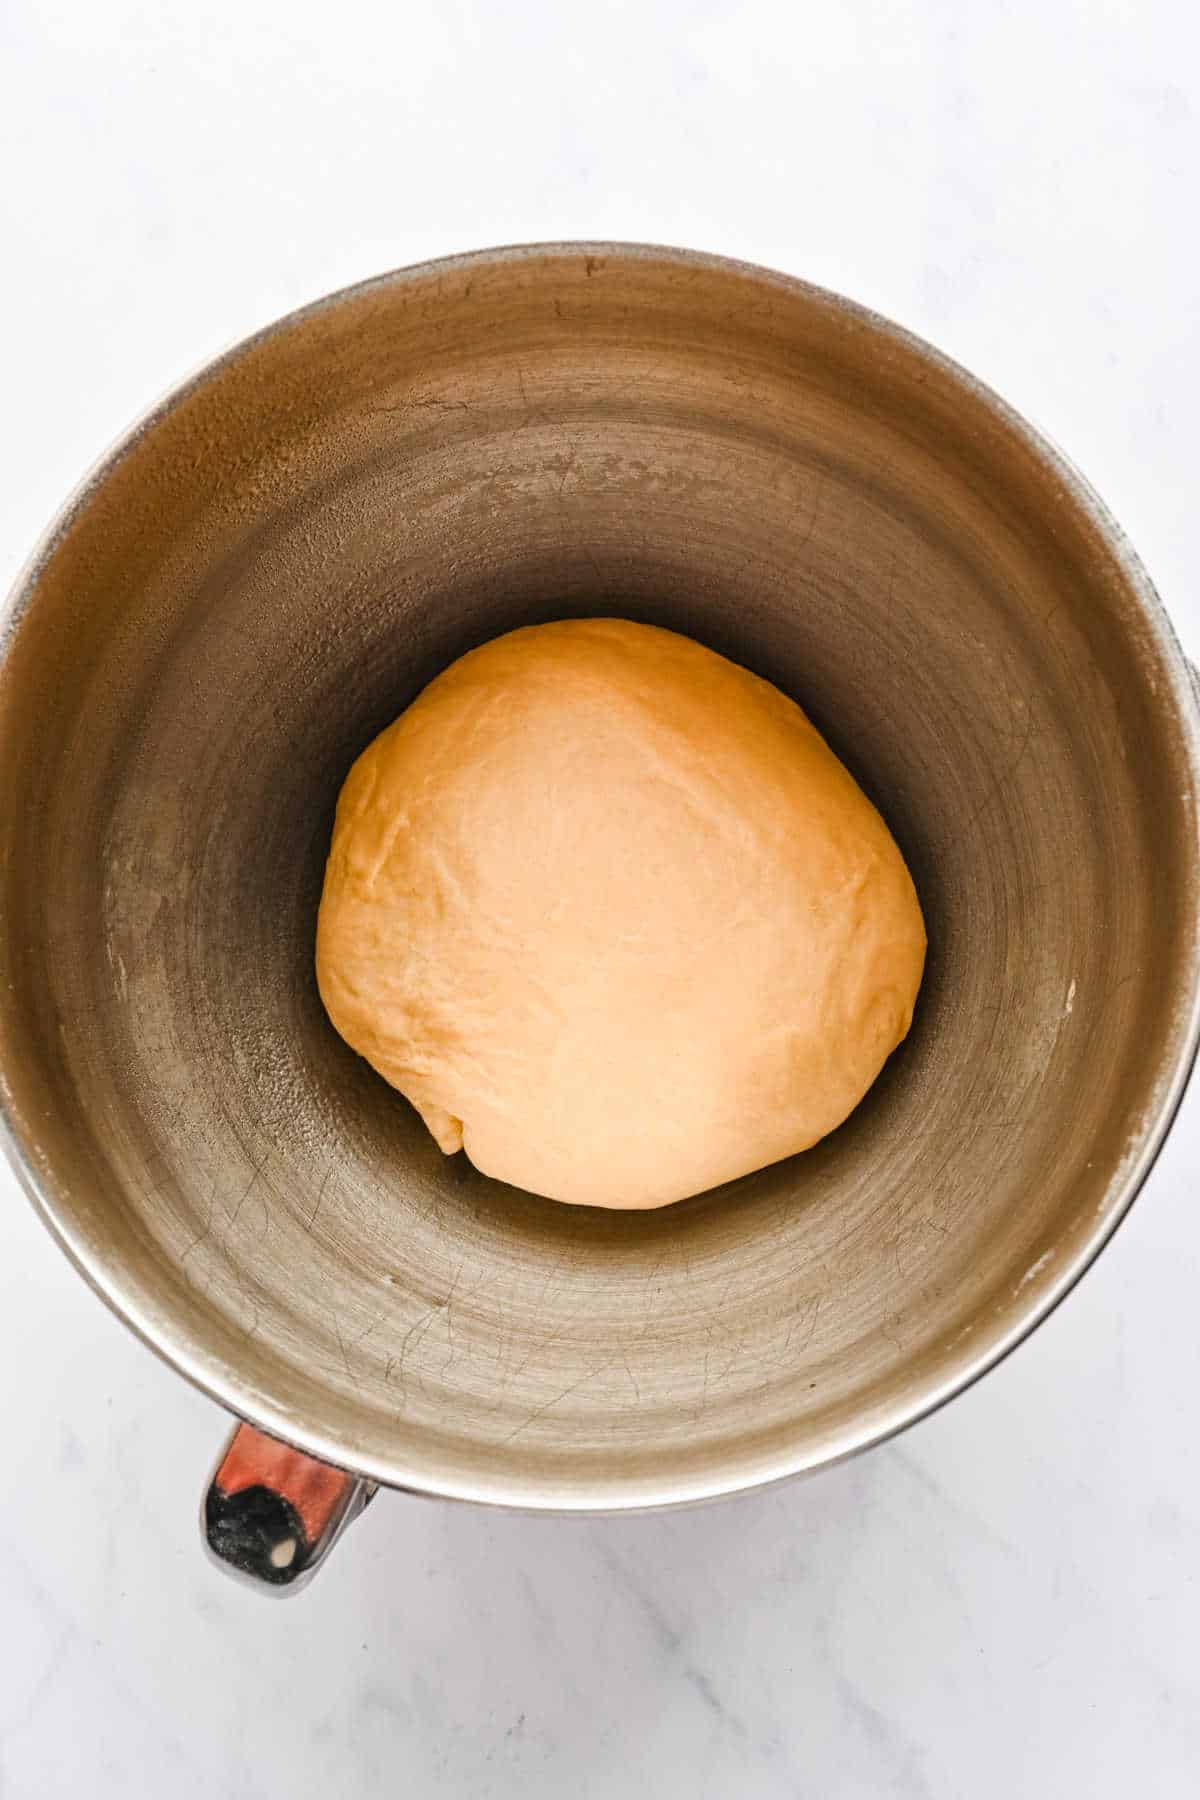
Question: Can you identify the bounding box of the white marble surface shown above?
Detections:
[2,2,1199,1794]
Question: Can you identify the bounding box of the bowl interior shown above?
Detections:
[1,247,1197,1505]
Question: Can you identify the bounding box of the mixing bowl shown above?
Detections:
[1,244,1197,1586]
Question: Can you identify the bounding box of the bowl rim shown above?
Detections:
[2,239,1199,1510]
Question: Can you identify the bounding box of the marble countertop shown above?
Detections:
[2,3,1199,1794]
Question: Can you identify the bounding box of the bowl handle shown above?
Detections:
[202,1420,376,1592]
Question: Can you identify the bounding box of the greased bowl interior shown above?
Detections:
[1,245,1197,1506]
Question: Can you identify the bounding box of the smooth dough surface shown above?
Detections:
[316,619,926,1209]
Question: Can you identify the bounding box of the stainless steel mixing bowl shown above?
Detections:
[1,245,1198,1582]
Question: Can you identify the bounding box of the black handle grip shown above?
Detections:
[203,1421,375,1593]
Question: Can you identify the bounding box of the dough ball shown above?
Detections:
[316,619,925,1209]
